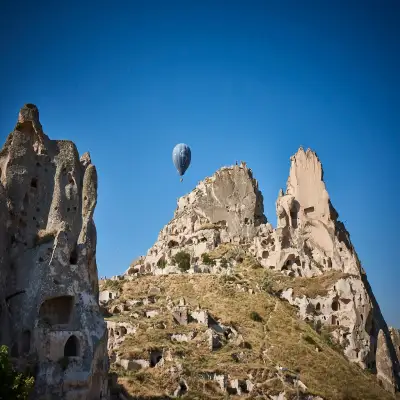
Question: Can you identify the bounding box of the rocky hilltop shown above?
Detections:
[0,104,109,399]
[101,149,399,399]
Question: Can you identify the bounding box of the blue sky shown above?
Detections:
[0,1,399,327]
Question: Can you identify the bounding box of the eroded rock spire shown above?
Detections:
[0,104,109,399]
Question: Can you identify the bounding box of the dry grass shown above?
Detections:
[272,270,357,298]
[100,279,125,293]
[208,243,245,261]
[265,301,393,400]
[109,256,393,399]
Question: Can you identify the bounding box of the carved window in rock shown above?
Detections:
[120,326,127,335]
[304,206,315,216]
[64,335,80,357]
[30,177,38,189]
[39,295,74,325]
[69,246,78,265]
[150,350,163,367]
[331,299,340,311]
[290,200,300,228]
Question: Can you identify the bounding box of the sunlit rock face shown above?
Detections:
[124,146,399,395]
[0,104,109,399]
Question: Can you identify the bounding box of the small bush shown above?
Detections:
[220,258,229,268]
[201,253,216,266]
[261,274,274,293]
[0,345,34,399]
[172,251,191,272]
[321,328,344,353]
[250,311,263,322]
[303,335,318,347]
[157,258,167,269]
[312,319,322,334]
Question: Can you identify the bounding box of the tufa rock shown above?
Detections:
[123,147,399,395]
[376,329,396,393]
[127,163,267,275]
[0,104,109,399]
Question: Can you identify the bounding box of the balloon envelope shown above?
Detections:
[172,143,191,176]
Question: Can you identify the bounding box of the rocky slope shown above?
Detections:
[0,104,109,399]
[101,149,399,399]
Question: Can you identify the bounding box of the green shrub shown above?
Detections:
[157,258,167,269]
[250,311,263,322]
[201,253,216,266]
[320,327,344,353]
[261,274,274,293]
[172,251,191,272]
[303,335,318,347]
[220,258,229,268]
[0,345,34,400]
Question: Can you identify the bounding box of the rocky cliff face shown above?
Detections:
[268,149,399,392]
[0,104,109,399]
[120,148,399,397]
[127,162,268,276]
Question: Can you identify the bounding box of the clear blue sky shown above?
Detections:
[0,1,399,327]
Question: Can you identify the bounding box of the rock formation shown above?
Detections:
[265,148,399,392]
[0,104,109,399]
[120,147,399,396]
[126,163,268,276]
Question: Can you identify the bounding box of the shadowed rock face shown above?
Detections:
[124,147,399,395]
[0,104,109,399]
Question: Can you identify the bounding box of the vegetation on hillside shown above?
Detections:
[105,246,393,400]
[172,251,191,272]
[0,345,34,400]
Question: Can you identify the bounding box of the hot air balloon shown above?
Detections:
[172,143,191,182]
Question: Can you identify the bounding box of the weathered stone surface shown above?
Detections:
[390,327,400,362]
[376,329,396,393]
[0,104,108,399]
[107,321,136,352]
[120,358,149,371]
[125,163,267,275]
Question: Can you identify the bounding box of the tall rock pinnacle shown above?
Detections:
[0,104,109,399]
